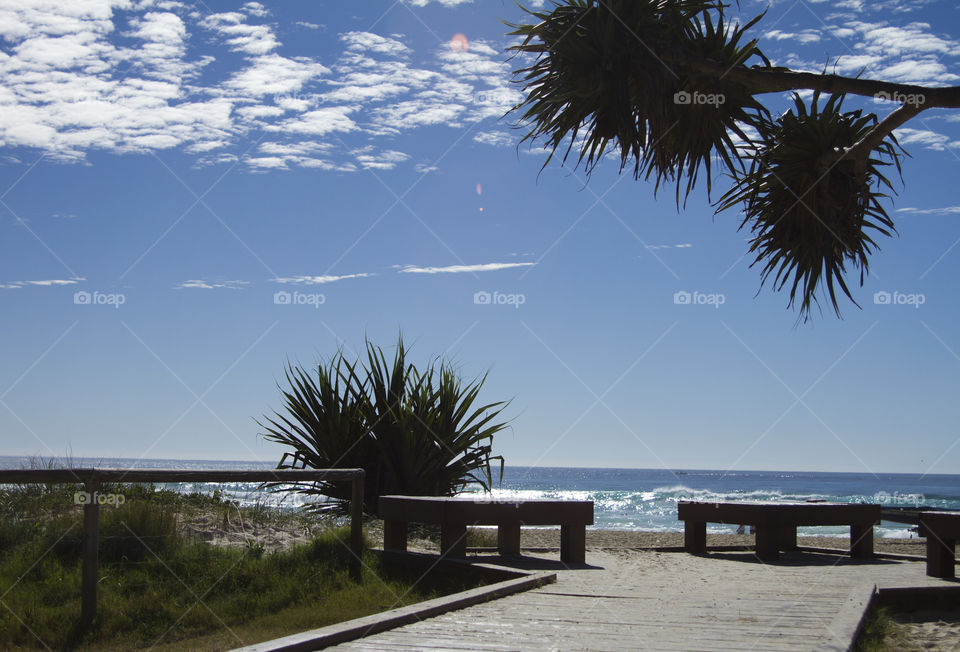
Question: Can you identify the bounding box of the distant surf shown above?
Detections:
[2,457,956,538]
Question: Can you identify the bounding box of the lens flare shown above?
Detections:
[450,33,469,53]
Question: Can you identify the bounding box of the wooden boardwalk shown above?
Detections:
[330,549,953,651]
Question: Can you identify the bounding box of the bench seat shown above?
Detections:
[918,511,960,578]
[678,501,881,561]
[378,496,594,563]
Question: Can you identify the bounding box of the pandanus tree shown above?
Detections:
[508,0,960,320]
[258,335,509,514]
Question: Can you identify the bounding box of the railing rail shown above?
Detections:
[0,467,365,630]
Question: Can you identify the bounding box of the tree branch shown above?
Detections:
[685,60,960,108]
[845,102,923,164]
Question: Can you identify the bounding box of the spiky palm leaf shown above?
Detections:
[508,0,768,201]
[717,92,903,319]
[258,335,509,514]
[257,353,378,511]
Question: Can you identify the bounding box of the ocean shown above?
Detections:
[3,457,957,538]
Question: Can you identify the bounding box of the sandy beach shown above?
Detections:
[359,521,929,557]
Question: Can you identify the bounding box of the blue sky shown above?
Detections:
[1,0,959,475]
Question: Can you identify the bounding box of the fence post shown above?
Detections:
[350,471,364,579]
[80,475,100,629]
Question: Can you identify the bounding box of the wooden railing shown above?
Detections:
[0,467,365,629]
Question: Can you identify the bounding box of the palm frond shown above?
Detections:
[508,0,768,202]
[717,92,903,320]
[257,334,510,514]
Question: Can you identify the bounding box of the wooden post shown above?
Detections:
[440,523,467,558]
[559,524,586,564]
[383,520,408,551]
[497,523,521,556]
[350,473,364,580]
[779,524,798,551]
[684,521,706,553]
[925,536,955,578]
[80,475,100,629]
[850,523,875,558]
[754,526,781,561]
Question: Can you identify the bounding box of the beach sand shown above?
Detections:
[360,520,929,557]
[511,527,930,557]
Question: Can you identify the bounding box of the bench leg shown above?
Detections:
[498,524,521,556]
[560,524,586,564]
[383,520,407,552]
[779,525,798,551]
[684,521,706,554]
[440,523,467,558]
[926,536,956,578]
[754,526,780,561]
[850,524,874,559]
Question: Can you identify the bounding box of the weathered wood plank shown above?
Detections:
[328,549,950,651]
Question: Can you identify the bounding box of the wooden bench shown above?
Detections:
[677,501,881,561]
[918,511,960,578]
[378,496,594,564]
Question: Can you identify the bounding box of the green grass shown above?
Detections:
[0,482,484,651]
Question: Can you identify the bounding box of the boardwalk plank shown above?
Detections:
[330,550,948,651]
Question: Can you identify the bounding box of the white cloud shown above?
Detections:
[0,6,524,171]
[894,127,951,150]
[224,54,329,96]
[896,206,960,216]
[341,31,409,57]
[242,2,268,18]
[272,273,374,285]
[398,262,535,274]
[831,21,960,85]
[200,11,278,56]
[0,277,84,288]
[765,30,822,44]
[175,279,250,290]
[270,106,358,136]
[474,130,514,147]
[352,147,410,170]
[646,243,693,250]
[405,0,473,6]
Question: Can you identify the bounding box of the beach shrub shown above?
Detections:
[259,334,509,514]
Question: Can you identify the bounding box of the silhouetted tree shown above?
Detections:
[509,0,960,320]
